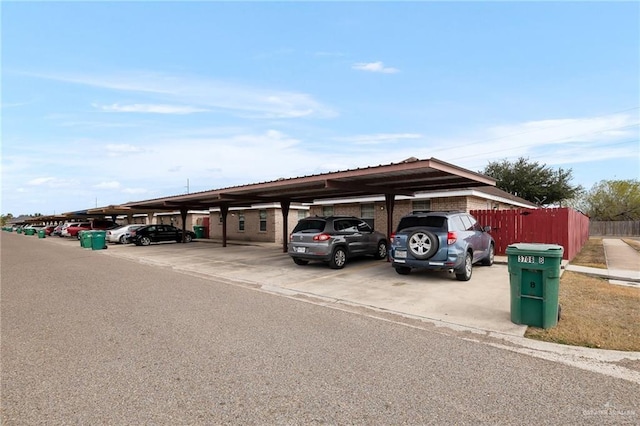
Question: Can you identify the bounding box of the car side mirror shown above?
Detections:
[483,226,491,233]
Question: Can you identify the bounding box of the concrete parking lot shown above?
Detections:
[43,236,527,336]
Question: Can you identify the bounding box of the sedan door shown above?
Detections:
[161,225,179,242]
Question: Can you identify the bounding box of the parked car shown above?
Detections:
[106,224,144,244]
[53,222,70,237]
[288,216,388,269]
[65,220,119,239]
[66,222,92,239]
[60,222,79,237]
[129,224,196,246]
[44,225,56,235]
[389,211,494,281]
[22,224,44,234]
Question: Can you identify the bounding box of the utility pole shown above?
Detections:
[186,178,190,194]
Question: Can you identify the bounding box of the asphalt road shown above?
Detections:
[2,234,638,425]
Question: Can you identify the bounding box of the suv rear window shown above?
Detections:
[293,219,326,233]
[397,216,446,231]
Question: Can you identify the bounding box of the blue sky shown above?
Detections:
[2,2,639,216]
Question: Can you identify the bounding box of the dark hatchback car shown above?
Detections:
[288,216,388,269]
[129,224,196,246]
[389,211,494,281]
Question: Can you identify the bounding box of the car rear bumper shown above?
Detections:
[389,247,464,270]
[288,244,333,261]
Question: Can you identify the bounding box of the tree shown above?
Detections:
[1,213,14,226]
[581,179,640,221]
[481,157,583,206]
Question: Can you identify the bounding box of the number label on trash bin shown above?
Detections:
[517,255,546,264]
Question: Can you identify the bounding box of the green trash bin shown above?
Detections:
[25,228,36,236]
[91,230,107,250]
[506,243,564,329]
[193,225,205,239]
[79,230,91,248]
[17,228,23,234]
[38,229,46,238]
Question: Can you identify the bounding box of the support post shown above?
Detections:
[180,207,188,243]
[385,194,395,261]
[220,205,229,247]
[280,200,291,253]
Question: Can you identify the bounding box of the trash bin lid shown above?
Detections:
[506,243,564,257]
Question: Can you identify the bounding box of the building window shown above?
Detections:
[412,200,431,212]
[361,203,375,228]
[297,210,308,220]
[238,213,245,231]
[322,206,334,217]
[259,209,267,232]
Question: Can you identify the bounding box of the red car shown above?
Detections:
[66,220,118,239]
[44,225,57,236]
[65,222,92,239]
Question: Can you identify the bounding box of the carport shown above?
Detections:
[123,157,496,251]
[84,205,175,223]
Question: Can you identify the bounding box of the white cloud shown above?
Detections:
[26,177,75,188]
[31,71,337,119]
[94,103,209,114]
[414,113,640,171]
[94,181,121,189]
[122,188,149,194]
[27,177,55,186]
[106,144,144,157]
[352,61,400,74]
[335,133,422,145]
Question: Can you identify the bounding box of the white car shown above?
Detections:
[106,224,144,244]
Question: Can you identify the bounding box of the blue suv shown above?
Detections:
[389,211,494,281]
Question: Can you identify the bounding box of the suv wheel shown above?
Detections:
[140,236,151,246]
[375,240,387,260]
[408,230,438,259]
[184,234,193,243]
[455,252,473,281]
[481,243,494,266]
[329,247,347,269]
[293,258,309,266]
[119,235,126,244]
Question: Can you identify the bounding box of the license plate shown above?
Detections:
[295,247,306,253]
[394,250,407,259]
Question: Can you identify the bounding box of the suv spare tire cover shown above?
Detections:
[408,230,439,259]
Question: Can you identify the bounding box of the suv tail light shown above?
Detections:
[447,231,457,245]
[313,233,331,241]
[390,232,396,240]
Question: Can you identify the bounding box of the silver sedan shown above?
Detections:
[106,224,144,244]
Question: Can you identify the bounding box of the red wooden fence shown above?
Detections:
[470,208,590,261]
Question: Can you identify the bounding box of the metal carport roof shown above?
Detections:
[122,157,496,251]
